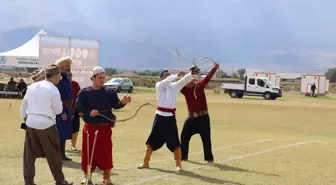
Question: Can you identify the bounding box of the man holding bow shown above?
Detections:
[76,66,131,185]
[138,67,200,172]
[180,63,220,163]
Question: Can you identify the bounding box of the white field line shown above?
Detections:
[116,138,274,170]
[122,138,274,156]
[125,140,320,185]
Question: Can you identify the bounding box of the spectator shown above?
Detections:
[311,83,317,96]
[18,79,27,98]
[7,77,17,92]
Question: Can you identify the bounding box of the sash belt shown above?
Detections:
[188,110,208,118]
[157,106,176,114]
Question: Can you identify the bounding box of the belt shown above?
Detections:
[188,110,208,118]
[62,100,72,109]
[85,123,111,127]
[62,101,73,111]
[157,106,176,114]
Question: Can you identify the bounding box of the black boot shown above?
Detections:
[60,140,72,161]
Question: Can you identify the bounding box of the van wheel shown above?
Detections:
[128,86,133,93]
[264,92,272,100]
[230,91,237,98]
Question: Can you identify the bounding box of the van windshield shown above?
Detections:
[263,79,273,86]
[109,79,121,83]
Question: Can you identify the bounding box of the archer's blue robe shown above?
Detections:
[56,73,73,140]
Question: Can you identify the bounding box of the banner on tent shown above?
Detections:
[70,67,93,88]
[0,56,39,67]
[39,35,99,67]
[39,35,100,87]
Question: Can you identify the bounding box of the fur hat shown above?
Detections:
[31,69,45,82]
[92,66,105,77]
[55,56,72,66]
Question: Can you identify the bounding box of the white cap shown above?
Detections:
[92,66,105,76]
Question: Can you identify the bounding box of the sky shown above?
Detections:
[1,0,336,73]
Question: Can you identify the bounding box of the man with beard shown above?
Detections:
[55,56,74,161]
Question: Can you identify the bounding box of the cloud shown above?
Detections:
[2,0,336,72]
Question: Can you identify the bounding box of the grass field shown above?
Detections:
[0,90,335,185]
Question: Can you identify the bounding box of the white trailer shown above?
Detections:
[253,72,281,87]
[326,79,330,94]
[300,75,330,96]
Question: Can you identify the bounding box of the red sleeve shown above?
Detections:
[75,81,81,92]
[180,87,187,95]
[72,81,81,105]
[180,86,190,96]
[198,66,217,87]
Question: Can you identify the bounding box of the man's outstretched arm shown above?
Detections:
[173,68,201,90]
[155,75,179,91]
[198,63,220,87]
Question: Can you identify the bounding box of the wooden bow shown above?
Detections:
[98,102,155,123]
[175,49,218,75]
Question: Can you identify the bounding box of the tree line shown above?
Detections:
[325,68,336,82]
[105,67,247,79]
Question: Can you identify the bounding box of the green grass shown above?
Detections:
[133,87,156,94]
[0,91,335,185]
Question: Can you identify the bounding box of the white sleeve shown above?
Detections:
[20,93,28,119]
[155,74,179,91]
[171,72,193,90]
[51,88,63,115]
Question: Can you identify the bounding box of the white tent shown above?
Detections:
[0,30,47,67]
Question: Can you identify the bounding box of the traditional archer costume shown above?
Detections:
[21,65,73,185]
[55,57,74,161]
[138,68,198,171]
[70,80,81,151]
[76,66,127,184]
[180,65,218,163]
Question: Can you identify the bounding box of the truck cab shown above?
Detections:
[222,76,282,100]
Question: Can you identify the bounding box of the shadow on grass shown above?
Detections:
[66,149,82,156]
[62,161,119,175]
[186,161,281,177]
[237,97,287,101]
[149,168,244,185]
